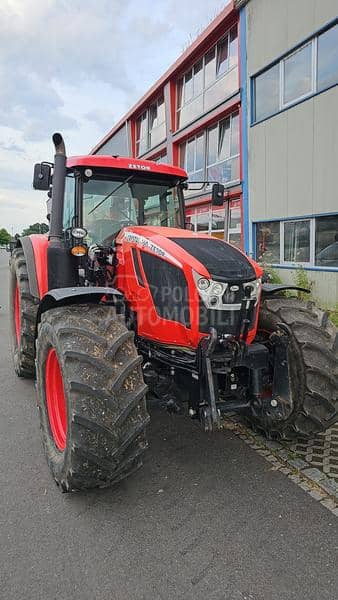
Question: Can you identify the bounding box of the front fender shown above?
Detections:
[36,286,124,333]
[261,283,310,296]
[17,235,49,299]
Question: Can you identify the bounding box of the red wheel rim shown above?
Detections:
[14,283,21,345]
[45,348,67,450]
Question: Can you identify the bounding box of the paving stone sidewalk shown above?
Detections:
[223,417,338,515]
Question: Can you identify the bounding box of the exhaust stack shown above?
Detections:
[49,133,66,247]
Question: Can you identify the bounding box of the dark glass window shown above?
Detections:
[254,63,280,121]
[284,220,310,263]
[315,215,338,267]
[317,24,338,91]
[256,221,280,263]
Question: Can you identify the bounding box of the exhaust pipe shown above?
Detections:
[49,132,66,247]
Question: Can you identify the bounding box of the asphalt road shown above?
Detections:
[0,248,337,600]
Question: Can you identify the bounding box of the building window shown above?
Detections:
[186,200,241,245]
[253,22,338,123]
[177,25,238,129]
[180,133,205,183]
[255,215,338,269]
[317,25,338,91]
[179,111,240,191]
[136,111,148,156]
[207,112,240,185]
[152,151,167,164]
[228,206,241,247]
[254,64,280,122]
[136,95,166,156]
[256,221,281,263]
[315,215,338,267]
[284,220,311,263]
[283,43,313,105]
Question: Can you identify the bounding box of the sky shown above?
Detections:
[0,0,228,235]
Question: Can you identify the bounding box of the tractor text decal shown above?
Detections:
[123,232,182,268]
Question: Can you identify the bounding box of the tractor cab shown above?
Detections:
[34,153,189,247]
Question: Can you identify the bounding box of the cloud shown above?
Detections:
[0,0,228,230]
[84,109,117,134]
[0,141,25,153]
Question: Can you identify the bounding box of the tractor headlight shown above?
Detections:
[72,227,87,239]
[211,282,224,296]
[197,277,210,291]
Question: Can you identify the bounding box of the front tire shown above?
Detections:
[36,303,149,492]
[246,297,338,439]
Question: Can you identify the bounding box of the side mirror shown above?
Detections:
[33,163,52,190]
[211,183,225,206]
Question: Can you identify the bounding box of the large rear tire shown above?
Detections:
[36,303,149,492]
[246,297,338,439]
[9,247,38,377]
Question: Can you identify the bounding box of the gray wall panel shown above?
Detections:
[265,114,287,219]
[313,87,338,215]
[274,267,338,305]
[286,101,314,217]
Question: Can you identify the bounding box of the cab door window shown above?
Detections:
[63,176,75,230]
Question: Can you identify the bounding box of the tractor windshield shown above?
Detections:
[83,175,183,246]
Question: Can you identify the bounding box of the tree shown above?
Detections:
[0,228,11,245]
[21,223,49,236]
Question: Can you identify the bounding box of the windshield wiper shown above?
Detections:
[88,175,134,216]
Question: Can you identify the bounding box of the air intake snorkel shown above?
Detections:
[49,133,66,248]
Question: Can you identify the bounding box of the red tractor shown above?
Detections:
[10,134,338,492]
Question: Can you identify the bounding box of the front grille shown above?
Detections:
[199,301,243,335]
[140,251,190,328]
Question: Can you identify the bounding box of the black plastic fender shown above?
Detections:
[36,286,124,335]
[261,283,310,296]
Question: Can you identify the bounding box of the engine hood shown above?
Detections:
[119,226,260,282]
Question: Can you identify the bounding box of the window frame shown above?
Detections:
[252,20,338,124]
[280,218,314,266]
[281,40,316,109]
[255,215,338,270]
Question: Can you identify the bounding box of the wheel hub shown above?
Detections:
[45,348,67,450]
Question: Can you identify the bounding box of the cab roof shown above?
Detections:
[66,155,188,180]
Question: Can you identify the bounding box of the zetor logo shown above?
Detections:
[128,163,151,171]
